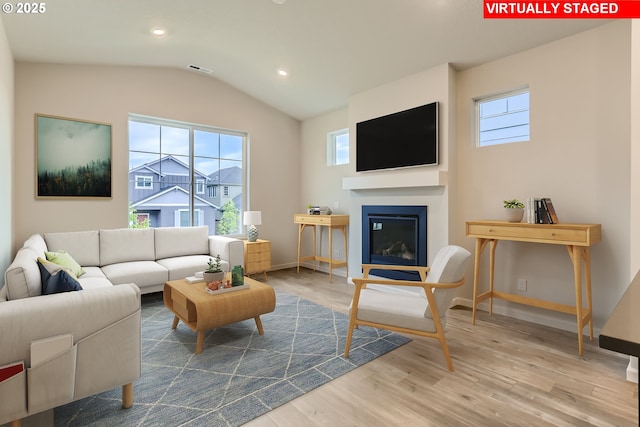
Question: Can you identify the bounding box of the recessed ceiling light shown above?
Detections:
[277,68,288,77]
[273,0,286,4]
[151,28,166,37]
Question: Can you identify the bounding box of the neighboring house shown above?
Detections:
[207,166,243,210]
[128,155,242,232]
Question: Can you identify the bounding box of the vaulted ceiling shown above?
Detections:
[1,0,608,120]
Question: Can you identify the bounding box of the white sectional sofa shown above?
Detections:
[0,226,244,426]
[2,225,244,300]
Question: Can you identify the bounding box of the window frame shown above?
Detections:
[474,87,530,148]
[327,128,349,166]
[128,114,248,236]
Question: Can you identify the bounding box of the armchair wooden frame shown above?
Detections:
[345,264,465,371]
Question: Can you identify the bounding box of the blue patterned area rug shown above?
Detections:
[55,289,411,426]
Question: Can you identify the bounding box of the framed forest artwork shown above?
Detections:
[35,114,112,198]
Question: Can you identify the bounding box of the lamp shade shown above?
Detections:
[243,211,262,226]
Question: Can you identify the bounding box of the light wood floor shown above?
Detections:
[244,268,638,427]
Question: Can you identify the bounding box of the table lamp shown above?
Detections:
[243,211,262,242]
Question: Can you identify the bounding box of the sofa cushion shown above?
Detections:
[100,228,155,266]
[45,250,85,277]
[155,226,209,260]
[44,230,100,267]
[4,247,42,300]
[37,259,83,295]
[101,261,168,288]
[77,277,114,290]
[23,233,48,255]
[156,255,216,281]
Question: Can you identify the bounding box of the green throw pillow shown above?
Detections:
[45,250,85,278]
[37,259,83,295]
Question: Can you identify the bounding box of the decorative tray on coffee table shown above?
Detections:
[205,284,249,295]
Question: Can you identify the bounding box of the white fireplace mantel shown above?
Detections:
[342,169,447,191]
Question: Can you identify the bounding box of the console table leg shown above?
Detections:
[583,247,594,340]
[472,238,485,325]
[489,240,498,316]
[329,224,334,282]
[342,225,348,277]
[569,245,584,356]
[296,224,303,273]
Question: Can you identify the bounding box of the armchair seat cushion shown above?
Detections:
[353,288,436,333]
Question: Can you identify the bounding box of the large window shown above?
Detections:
[476,88,530,147]
[128,115,246,236]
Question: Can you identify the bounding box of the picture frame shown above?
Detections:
[35,114,112,198]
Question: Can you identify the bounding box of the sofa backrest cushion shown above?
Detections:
[154,226,209,260]
[44,230,100,267]
[23,233,48,255]
[4,246,42,300]
[100,228,155,266]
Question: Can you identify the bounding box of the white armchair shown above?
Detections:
[345,245,471,371]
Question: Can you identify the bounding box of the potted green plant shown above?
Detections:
[203,254,224,283]
[503,199,525,222]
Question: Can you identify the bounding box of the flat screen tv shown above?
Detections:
[356,101,438,172]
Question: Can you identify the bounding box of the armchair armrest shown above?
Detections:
[358,264,464,289]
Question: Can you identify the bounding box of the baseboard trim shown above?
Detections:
[269,262,348,278]
[450,297,601,337]
[627,357,638,383]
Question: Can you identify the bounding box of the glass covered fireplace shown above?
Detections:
[361,205,427,281]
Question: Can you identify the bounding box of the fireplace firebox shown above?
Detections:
[362,205,427,281]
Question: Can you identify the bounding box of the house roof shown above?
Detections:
[0,1,609,120]
[209,166,242,186]
[130,155,210,180]
[131,185,219,209]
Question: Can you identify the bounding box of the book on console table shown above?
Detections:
[526,197,559,224]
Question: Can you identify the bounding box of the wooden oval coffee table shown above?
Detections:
[163,276,276,354]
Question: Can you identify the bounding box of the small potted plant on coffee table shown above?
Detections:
[503,199,525,222]
[203,254,224,283]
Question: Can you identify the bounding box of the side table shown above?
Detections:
[244,239,271,281]
[294,214,348,282]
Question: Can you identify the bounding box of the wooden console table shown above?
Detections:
[466,220,601,355]
[294,214,348,282]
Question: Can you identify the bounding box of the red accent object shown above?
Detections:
[0,362,24,382]
[484,1,640,19]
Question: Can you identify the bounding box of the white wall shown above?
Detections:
[298,108,351,270]
[345,64,454,280]
[13,63,301,268]
[455,20,631,331]
[0,18,13,278]
[300,22,632,335]
[627,19,640,383]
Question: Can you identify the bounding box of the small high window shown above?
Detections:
[476,88,530,147]
[327,129,349,166]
